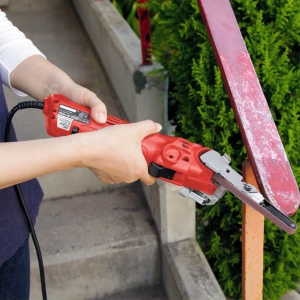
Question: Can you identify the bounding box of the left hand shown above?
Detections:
[10,55,107,123]
[55,82,107,124]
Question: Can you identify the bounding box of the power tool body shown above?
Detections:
[43,94,298,234]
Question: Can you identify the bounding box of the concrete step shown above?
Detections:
[94,285,167,300]
[30,183,162,300]
[281,291,300,300]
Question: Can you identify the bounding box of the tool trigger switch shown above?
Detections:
[149,162,175,179]
[72,127,79,134]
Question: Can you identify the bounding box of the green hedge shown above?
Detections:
[110,0,140,36]
[149,0,300,299]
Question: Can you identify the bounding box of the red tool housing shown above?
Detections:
[43,94,216,195]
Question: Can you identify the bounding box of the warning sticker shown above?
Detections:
[57,104,90,131]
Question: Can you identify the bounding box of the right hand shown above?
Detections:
[75,120,162,185]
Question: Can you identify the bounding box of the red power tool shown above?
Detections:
[43,94,298,234]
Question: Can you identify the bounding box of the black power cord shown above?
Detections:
[5,100,47,300]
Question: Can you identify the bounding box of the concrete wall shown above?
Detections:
[71,0,165,126]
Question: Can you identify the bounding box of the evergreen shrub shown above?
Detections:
[110,0,140,36]
[149,0,300,299]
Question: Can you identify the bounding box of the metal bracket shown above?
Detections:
[200,150,264,205]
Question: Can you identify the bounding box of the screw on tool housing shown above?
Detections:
[244,184,252,191]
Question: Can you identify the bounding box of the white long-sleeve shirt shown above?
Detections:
[0,9,45,95]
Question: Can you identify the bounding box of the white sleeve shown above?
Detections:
[0,9,46,96]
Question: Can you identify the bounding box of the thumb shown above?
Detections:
[89,98,107,124]
[66,84,107,123]
[134,120,162,140]
[79,92,107,124]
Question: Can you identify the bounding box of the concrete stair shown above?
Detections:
[30,183,166,300]
[94,285,167,300]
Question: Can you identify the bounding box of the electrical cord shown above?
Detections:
[5,100,47,300]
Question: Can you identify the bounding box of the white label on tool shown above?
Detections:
[57,114,72,130]
[57,104,90,131]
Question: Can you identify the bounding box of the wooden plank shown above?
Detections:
[197,0,300,216]
[242,161,264,300]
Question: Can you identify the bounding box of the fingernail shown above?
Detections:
[156,123,162,131]
[97,112,106,123]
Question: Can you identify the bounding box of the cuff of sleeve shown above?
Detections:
[0,43,46,96]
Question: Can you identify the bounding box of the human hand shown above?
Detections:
[56,81,107,124]
[10,55,107,123]
[75,120,162,185]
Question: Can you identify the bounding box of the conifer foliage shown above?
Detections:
[149,0,300,299]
